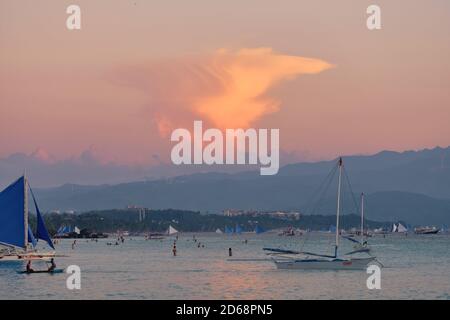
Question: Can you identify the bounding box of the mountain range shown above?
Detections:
[26,146,450,226]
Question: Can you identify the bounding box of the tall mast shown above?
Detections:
[361,192,364,244]
[335,157,343,258]
[24,173,28,251]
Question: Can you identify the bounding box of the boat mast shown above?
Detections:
[23,173,28,252]
[335,157,343,258]
[361,192,364,244]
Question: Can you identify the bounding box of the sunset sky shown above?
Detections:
[1,0,450,168]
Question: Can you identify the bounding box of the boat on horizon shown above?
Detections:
[167,225,179,235]
[277,227,296,236]
[0,175,56,262]
[414,226,440,235]
[392,222,408,234]
[254,225,265,234]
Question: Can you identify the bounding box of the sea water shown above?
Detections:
[0,233,449,299]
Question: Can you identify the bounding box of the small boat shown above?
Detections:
[373,227,389,235]
[271,158,377,270]
[215,228,223,234]
[16,268,64,274]
[391,222,408,234]
[278,227,295,236]
[0,176,56,262]
[145,232,165,240]
[167,225,179,235]
[414,227,439,235]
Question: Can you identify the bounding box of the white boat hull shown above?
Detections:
[274,257,376,270]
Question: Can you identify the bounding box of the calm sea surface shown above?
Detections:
[1,233,449,299]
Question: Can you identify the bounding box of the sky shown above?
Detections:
[1,0,450,172]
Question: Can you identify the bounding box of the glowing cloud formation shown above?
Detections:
[114,48,333,136]
[194,48,333,128]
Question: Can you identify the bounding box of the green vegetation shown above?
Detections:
[37,209,391,234]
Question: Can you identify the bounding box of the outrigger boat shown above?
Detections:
[271,158,377,270]
[414,226,439,235]
[16,269,64,274]
[0,176,56,262]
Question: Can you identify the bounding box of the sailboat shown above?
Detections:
[254,225,265,234]
[167,225,179,235]
[272,158,376,270]
[396,223,408,233]
[215,228,223,234]
[392,222,408,234]
[224,226,233,234]
[0,176,55,262]
[342,193,371,255]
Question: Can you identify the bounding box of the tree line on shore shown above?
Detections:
[28,209,391,235]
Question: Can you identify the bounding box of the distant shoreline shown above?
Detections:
[35,209,399,235]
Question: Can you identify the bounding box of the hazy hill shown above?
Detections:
[32,146,450,225]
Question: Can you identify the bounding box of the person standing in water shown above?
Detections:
[71,240,76,250]
[47,258,56,272]
[172,243,177,256]
[26,260,34,273]
[229,248,232,257]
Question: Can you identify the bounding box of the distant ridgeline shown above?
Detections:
[34,209,391,235]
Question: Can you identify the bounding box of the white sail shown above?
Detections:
[215,228,223,234]
[397,223,407,233]
[392,223,398,232]
[74,226,81,235]
[167,225,178,235]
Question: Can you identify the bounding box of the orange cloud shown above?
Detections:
[194,48,333,128]
[112,48,332,135]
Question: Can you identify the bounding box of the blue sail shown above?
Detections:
[225,226,233,234]
[29,186,55,250]
[0,177,26,248]
[235,224,242,234]
[28,225,37,247]
[255,225,265,234]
